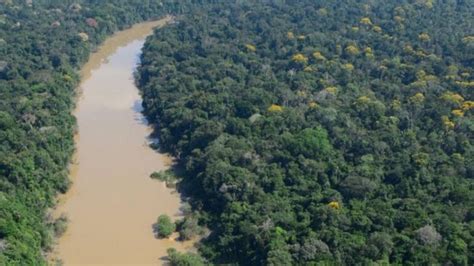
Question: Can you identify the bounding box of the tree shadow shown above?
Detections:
[159,255,171,265]
[151,223,160,239]
[132,99,149,125]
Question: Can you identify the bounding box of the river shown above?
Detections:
[52,18,190,265]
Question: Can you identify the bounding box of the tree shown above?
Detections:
[340,176,378,198]
[299,238,331,261]
[416,225,442,246]
[177,216,202,241]
[167,248,205,266]
[154,215,176,238]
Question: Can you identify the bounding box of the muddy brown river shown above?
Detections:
[52,18,190,265]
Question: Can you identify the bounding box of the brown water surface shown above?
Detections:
[53,17,190,265]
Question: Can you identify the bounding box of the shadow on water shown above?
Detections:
[132,99,149,125]
[131,99,166,152]
[160,255,171,265]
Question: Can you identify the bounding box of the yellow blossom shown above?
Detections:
[63,74,73,82]
[357,96,371,104]
[325,87,338,94]
[455,81,474,88]
[309,102,318,108]
[424,0,434,9]
[317,8,328,16]
[445,75,457,81]
[297,35,306,40]
[287,32,295,39]
[360,17,373,25]
[268,104,283,112]
[351,26,359,32]
[392,99,401,110]
[373,26,382,33]
[313,51,326,60]
[418,33,431,42]
[364,47,374,58]
[440,92,464,105]
[410,93,425,104]
[415,49,427,57]
[424,75,438,82]
[451,109,464,117]
[461,101,474,111]
[345,45,360,56]
[462,36,474,43]
[416,70,427,80]
[296,90,306,97]
[441,116,455,130]
[328,201,340,209]
[404,45,414,54]
[292,53,308,63]
[342,63,354,71]
[245,44,256,52]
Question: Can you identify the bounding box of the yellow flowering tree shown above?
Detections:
[313,51,326,61]
[328,201,340,209]
[461,101,474,111]
[360,17,372,25]
[418,33,431,42]
[342,63,354,71]
[317,8,328,16]
[373,25,382,33]
[364,47,374,58]
[268,104,283,112]
[441,116,455,130]
[309,102,318,108]
[345,45,360,56]
[440,92,464,106]
[451,109,464,117]
[325,87,338,95]
[292,53,308,64]
[356,96,371,104]
[462,36,474,43]
[245,44,256,52]
[287,31,295,39]
[410,93,425,105]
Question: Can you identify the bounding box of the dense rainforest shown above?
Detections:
[137,0,474,265]
[0,0,472,265]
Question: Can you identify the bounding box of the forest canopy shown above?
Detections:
[137,0,473,265]
[0,0,473,265]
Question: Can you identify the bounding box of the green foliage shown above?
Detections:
[151,169,178,188]
[285,127,332,158]
[153,214,175,238]
[138,0,474,265]
[53,214,68,237]
[166,248,206,266]
[176,216,203,241]
[1,0,473,265]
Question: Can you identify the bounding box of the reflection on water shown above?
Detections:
[52,18,192,265]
